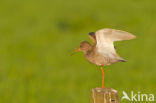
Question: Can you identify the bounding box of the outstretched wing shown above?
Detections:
[88,32,96,45]
[95,28,136,54]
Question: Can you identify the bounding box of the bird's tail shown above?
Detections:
[119,58,127,62]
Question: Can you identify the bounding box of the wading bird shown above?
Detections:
[72,28,136,88]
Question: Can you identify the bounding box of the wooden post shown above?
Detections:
[90,88,119,103]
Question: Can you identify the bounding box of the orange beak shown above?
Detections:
[71,47,81,56]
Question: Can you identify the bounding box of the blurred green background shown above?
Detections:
[0,0,156,103]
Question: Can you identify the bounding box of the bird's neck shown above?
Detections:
[83,45,93,55]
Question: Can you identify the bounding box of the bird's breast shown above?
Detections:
[85,50,120,66]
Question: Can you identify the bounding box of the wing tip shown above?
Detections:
[88,32,95,36]
[128,34,136,40]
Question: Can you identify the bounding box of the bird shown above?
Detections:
[72,28,136,88]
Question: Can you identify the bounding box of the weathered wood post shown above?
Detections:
[90,88,119,103]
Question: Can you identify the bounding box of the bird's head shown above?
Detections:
[71,41,91,55]
[79,41,91,52]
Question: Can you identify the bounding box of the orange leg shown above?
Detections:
[101,67,104,88]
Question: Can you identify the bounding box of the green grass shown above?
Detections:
[0,0,156,103]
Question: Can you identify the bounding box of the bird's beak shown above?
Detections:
[71,47,81,56]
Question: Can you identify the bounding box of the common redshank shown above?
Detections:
[72,28,136,88]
